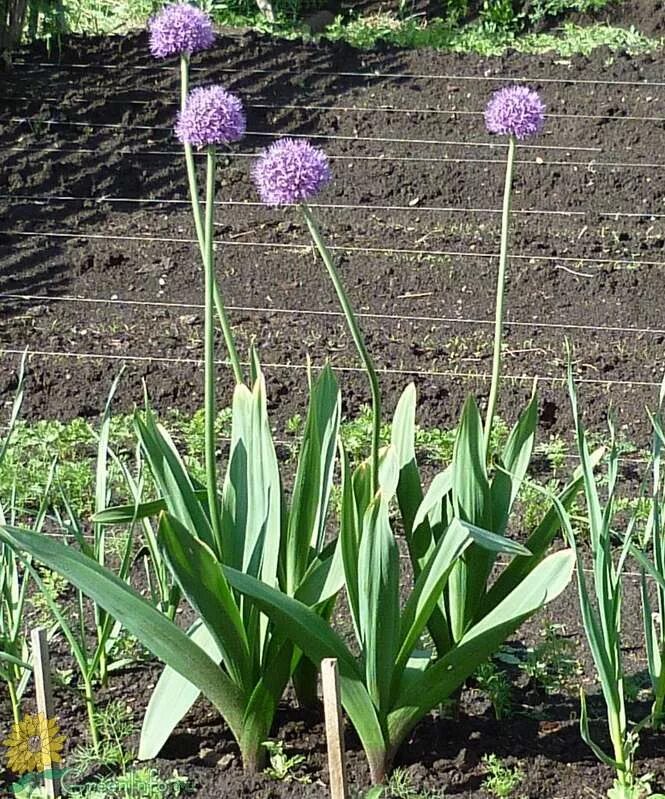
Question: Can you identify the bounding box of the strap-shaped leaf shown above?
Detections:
[0,524,246,740]
[391,384,426,553]
[501,396,538,504]
[452,395,490,526]
[222,376,282,661]
[389,550,574,751]
[93,492,207,525]
[481,448,602,614]
[139,619,221,760]
[285,365,340,593]
[158,513,250,691]
[358,493,400,714]
[340,443,361,641]
[221,376,281,582]
[396,517,472,674]
[448,396,493,640]
[135,412,215,552]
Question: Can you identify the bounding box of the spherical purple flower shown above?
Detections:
[148,3,215,59]
[252,139,332,206]
[175,86,246,148]
[485,85,545,140]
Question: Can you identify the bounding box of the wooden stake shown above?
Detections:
[31,628,60,799]
[321,658,349,799]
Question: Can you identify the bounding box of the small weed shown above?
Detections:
[360,766,445,798]
[475,661,513,719]
[522,624,582,694]
[70,701,136,776]
[481,754,525,797]
[262,740,310,783]
[29,567,69,626]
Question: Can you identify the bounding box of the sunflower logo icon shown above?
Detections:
[2,713,65,775]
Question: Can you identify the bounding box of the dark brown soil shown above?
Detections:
[1,30,665,446]
[2,20,665,799]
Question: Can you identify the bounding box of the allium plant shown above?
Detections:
[483,84,545,453]
[553,355,665,799]
[0,8,346,776]
[241,137,579,783]
[150,2,243,386]
[148,2,215,59]
[639,387,665,730]
[252,138,382,493]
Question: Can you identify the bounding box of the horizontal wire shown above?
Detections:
[4,291,665,338]
[5,229,665,270]
[3,143,662,171]
[6,93,665,124]
[0,192,589,219]
[7,116,604,154]
[0,345,662,388]
[13,60,665,89]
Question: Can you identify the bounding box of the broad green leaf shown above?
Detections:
[158,513,250,690]
[389,549,574,750]
[240,635,294,764]
[221,375,282,660]
[358,493,400,714]
[412,468,453,542]
[93,492,207,525]
[139,620,221,760]
[396,517,472,673]
[295,539,345,607]
[285,365,340,593]
[221,376,281,581]
[391,384,426,552]
[0,525,246,739]
[448,396,493,641]
[452,396,490,526]
[481,449,603,614]
[340,443,361,641]
[135,412,215,552]
[378,445,400,504]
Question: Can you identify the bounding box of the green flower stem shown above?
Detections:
[302,202,381,493]
[483,134,516,458]
[8,678,20,726]
[204,148,226,553]
[180,55,244,386]
[82,676,100,753]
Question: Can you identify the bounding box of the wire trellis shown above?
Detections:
[3,291,665,339]
[5,93,665,124]
[12,59,665,89]
[6,229,665,271]
[0,346,661,389]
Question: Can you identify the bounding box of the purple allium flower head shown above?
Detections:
[175,86,246,148]
[148,2,215,59]
[252,139,332,206]
[485,85,545,140]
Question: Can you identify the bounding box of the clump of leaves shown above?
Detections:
[522,623,582,694]
[262,740,310,783]
[481,754,525,797]
[475,660,513,719]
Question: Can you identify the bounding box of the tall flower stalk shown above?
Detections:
[483,85,545,459]
[149,2,244,386]
[176,84,246,548]
[252,139,381,492]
